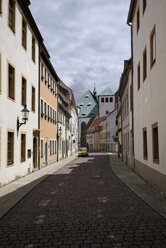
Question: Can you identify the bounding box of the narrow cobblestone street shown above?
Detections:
[0,154,166,248]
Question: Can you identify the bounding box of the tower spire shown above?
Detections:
[93,84,97,97]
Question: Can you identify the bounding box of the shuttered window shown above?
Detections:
[8,63,15,100]
[8,0,15,32]
[7,131,14,166]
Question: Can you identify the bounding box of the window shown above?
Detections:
[50,141,52,155]
[22,17,27,49]
[101,98,104,103]
[137,62,140,90]
[54,110,57,123]
[0,0,2,14]
[152,123,159,164]
[110,97,113,102]
[21,77,27,106]
[31,86,35,111]
[21,133,26,162]
[41,99,44,117]
[106,110,109,115]
[8,0,15,32]
[143,47,147,81]
[32,36,36,62]
[7,131,14,166]
[143,128,148,160]
[137,8,140,33]
[150,26,156,68]
[54,140,56,154]
[48,105,50,120]
[45,68,47,84]
[106,97,108,103]
[8,63,15,100]
[41,140,43,158]
[143,0,146,14]
[44,102,47,118]
[0,54,1,93]
[41,63,44,80]
[50,107,52,122]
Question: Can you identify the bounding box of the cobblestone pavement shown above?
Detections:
[0,154,166,248]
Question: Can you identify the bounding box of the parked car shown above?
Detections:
[78,147,89,157]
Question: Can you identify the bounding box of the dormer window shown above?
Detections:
[80,103,84,106]
[87,102,91,106]
[85,95,89,98]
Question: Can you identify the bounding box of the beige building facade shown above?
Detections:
[40,46,58,166]
[128,0,166,195]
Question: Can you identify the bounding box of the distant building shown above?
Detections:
[86,116,106,151]
[77,89,98,147]
[98,88,115,117]
[106,109,118,153]
[128,0,166,195]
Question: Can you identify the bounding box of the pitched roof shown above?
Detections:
[87,116,106,133]
[77,90,98,118]
[98,87,114,96]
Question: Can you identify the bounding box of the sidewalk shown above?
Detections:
[109,154,166,219]
[0,153,77,219]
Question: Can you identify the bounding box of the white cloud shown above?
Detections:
[30,0,131,100]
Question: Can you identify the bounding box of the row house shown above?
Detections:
[117,59,133,167]
[0,0,43,185]
[127,0,166,195]
[40,44,59,167]
[70,92,78,155]
[86,116,105,151]
[105,109,118,153]
[0,0,78,186]
[58,81,78,160]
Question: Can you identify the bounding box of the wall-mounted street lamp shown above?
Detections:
[17,105,30,132]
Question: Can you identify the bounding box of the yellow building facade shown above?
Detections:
[40,47,58,167]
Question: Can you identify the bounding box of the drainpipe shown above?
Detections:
[57,84,59,162]
[38,44,41,170]
[128,22,135,166]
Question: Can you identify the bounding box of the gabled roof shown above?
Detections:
[87,116,106,133]
[98,87,114,96]
[77,90,98,118]
[90,116,106,128]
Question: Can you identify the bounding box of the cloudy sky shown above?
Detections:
[30,0,131,100]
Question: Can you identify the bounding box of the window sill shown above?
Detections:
[150,59,156,70]
[153,159,159,165]
[8,25,15,34]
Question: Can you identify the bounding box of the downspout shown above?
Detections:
[128,22,135,166]
[38,43,41,170]
[57,83,59,162]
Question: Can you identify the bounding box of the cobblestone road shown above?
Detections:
[0,154,166,248]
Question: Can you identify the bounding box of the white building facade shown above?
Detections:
[0,0,42,185]
[98,88,115,117]
[128,0,166,195]
[70,102,78,155]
